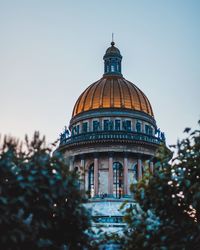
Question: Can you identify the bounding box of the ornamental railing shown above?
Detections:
[59,130,163,146]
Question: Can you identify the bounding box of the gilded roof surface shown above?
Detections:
[72,75,154,118]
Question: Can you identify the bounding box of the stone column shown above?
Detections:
[137,159,142,181]
[80,158,85,190]
[123,156,128,195]
[69,157,74,171]
[108,154,113,196]
[94,156,99,196]
[150,161,154,174]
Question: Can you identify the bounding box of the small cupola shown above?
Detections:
[103,41,122,76]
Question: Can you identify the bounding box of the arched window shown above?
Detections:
[116,63,119,71]
[133,164,138,181]
[82,122,88,133]
[115,119,121,130]
[113,162,123,198]
[136,121,141,133]
[88,164,94,198]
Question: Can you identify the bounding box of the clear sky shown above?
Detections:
[0,0,200,146]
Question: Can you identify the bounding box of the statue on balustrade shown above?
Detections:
[156,128,165,142]
[59,126,70,144]
[156,128,161,138]
[161,132,166,142]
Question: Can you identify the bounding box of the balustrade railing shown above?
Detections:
[59,130,163,146]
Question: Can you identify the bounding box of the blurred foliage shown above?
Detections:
[122,121,200,250]
[0,132,93,250]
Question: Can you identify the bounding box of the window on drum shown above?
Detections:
[88,164,94,198]
[113,162,123,198]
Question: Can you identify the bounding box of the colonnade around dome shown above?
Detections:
[68,152,154,199]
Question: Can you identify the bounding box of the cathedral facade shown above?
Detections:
[58,41,164,234]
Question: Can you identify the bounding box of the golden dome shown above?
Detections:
[72,75,154,117]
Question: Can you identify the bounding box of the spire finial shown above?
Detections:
[111,33,115,46]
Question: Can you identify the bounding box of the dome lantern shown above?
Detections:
[71,40,155,118]
[103,41,122,76]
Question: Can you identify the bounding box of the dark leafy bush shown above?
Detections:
[0,132,92,250]
[122,121,200,250]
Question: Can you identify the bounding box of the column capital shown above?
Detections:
[124,152,129,158]
[69,155,75,161]
[108,152,114,158]
[80,154,85,160]
[137,154,143,160]
[93,152,99,158]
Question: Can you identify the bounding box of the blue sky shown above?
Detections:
[0,0,200,146]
